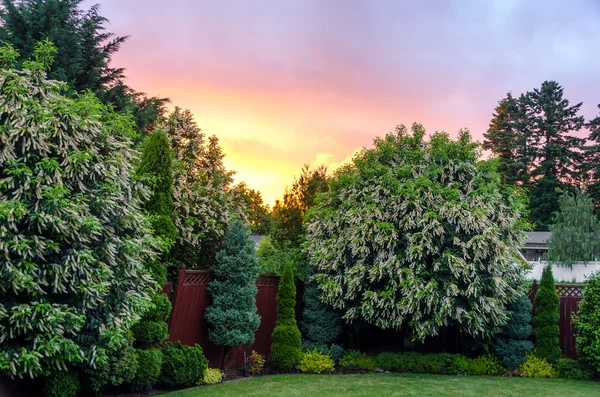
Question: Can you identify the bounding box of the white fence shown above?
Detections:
[526,261,600,283]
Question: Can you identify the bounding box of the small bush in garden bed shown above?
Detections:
[357,356,378,372]
[44,370,80,397]
[466,355,503,376]
[375,352,473,375]
[519,355,558,378]
[249,350,266,376]
[87,344,139,392]
[574,271,600,373]
[159,342,208,388]
[131,348,163,391]
[302,342,345,362]
[339,350,366,370]
[300,349,336,374]
[556,358,593,381]
[197,368,224,385]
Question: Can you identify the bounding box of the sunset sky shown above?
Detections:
[87,0,600,205]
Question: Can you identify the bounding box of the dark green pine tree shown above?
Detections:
[205,220,260,369]
[129,130,177,389]
[271,262,302,372]
[533,265,561,364]
[483,93,532,185]
[0,0,169,137]
[582,105,600,207]
[493,295,534,369]
[527,81,585,229]
[301,267,342,354]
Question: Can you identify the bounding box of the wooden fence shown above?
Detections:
[166,266,585,365]
[526,283,584,359]
[167,266,300,367]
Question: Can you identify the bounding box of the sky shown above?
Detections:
[87,0,600,206]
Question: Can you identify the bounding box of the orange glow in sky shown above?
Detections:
[90,1,600,205]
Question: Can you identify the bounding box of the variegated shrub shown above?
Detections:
[0,42,158,378]
[305,124,529,340]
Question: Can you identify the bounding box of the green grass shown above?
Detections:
[164,373,600,397]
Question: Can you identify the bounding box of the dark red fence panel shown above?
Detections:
[168,267,289,368]
[527,284,583,359]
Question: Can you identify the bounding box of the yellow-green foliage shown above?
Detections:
[197,368,224,385]
[249,350,265,376]
[299,349,335,374]
[519,355,557,378]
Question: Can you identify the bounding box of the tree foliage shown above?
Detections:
[160,107,239,268]
[205,220,260,351]
[301,267,342,352]
[574,271,600,373]
[533,266,561,364]
[0,0,169,137]
[484,81,584,229]
[493,295,534,369]
[305,124,529,340]
[271,262,302,372]
[547,190,600,267]
[232,182,272,235]
[271,164,328,248]
[0,42,157,378]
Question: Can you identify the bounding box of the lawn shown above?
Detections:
[165,373,600,397]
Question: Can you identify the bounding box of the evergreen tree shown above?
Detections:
[232,182,273,235]
[0,0,169,136]
[533,266,561,364]
[582,105,600,206]
[301,267,342,353]
[205,220,260,369]
[547,190,600,267]
[485,81,585,230]
[161,108,238,269]
[271,262,302,372]
[493,295,534,369]
[0,42,158,379]
[574,271,600,373]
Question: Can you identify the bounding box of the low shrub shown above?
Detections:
[357,355,378,372]
[300,349,336,374]
[132,320,169,346]
[556,358,592,381]
[44,370,80,397]
[466,355,503,376]
[519,355,558,378]
[329,344,345,362]
[249,350,265,376]
[87,346,139,392]
[131,348,163,391]
[376,352,402,371]
[339,350,365,370]
[159,342,208,388]
[272,324,302,372]
[441,354,469,375]
[197,368,224,385]
[147,293,172,322]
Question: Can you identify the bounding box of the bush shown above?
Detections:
[147,293,172,322]
[377,352,403,371]
[131,348,163,391]
[272,325,303,372]
[302,342,345,362]
[442,354,469,375]
[329,344,345,362]
[87,345,139,392]
[375,352,472,375]
[533,266,561,364]
[556,358,592,381]
[132,320,169,346]
[339,350,365,370]
[197,368,224,385]
[249,350,265,376]
[574,271,600,373]
[271,262,302,372]
[159,342,208,388]
[519,355,557,378]
[494,295,534,369]
[44,370,80,397]
[356,356,378,372]
[467,355,503,376]
[299,349,336,374]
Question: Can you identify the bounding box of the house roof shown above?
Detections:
[524,231,551,248]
